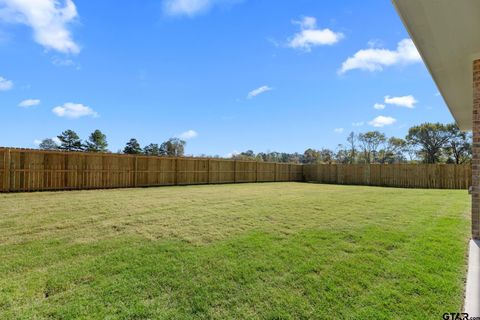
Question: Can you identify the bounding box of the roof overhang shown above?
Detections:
[392,0,480,131]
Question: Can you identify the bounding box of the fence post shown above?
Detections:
[64,153,68,189]
[134,156,138,187]
[3,149,11,192]
[233,160,237,183]
[100,153,105,188]
[336,164,340,184]
[174,158,178,185]
[365,165,370,185]
[255,161,258,183]
[207,159,210,184]
[274,163,277,182]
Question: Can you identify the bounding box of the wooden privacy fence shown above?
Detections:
[303,164,471,189]
[0,148,472,192]
[0,148,303,192]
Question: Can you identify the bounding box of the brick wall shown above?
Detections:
[473,59,480,239]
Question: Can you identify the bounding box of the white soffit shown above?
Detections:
[392,0,480,130]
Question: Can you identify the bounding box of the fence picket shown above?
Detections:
[0,148,304,192]
[0,147,472,192]
[304,163,471,189]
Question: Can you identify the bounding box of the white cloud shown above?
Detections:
[51,56,79,68]
[163,0,242,17]
[0,76,13,90]
[296,16,316,29]
[352,121,364,127]
[18,99,40,107]
[288,16,343,51]
[52,102,98,119]
[0,0,80,54]
[33,139,42,145]
[369,116,396,128]
[367,39,383,48]
[384,95,417,108]
[267,37,280,48]
[178,129,198,140]
[163,0,210,16]
[339,38,421,74]
[225,150,239,158]
[373,103,385,110]
[247,85,272,99]
[333,128,344,133]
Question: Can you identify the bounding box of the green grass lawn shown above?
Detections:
[0,183,471,319]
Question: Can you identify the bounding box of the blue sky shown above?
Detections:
[0,0,455,156]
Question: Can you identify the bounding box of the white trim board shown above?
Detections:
[465,239,480,317]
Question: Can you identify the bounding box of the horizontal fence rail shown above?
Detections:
[303,164,471,190]
[0,148,303,192]
[0,148,472,192]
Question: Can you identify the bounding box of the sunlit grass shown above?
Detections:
[0,183,470,319]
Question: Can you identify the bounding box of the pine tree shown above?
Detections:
[85,129,108,152]
[57,130,83,151]
[123,138,142,154]
[143,143,161,156]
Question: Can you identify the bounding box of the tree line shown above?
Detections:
[37,122,471,164]
[38,130,187,157]
[233,123,472,164]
